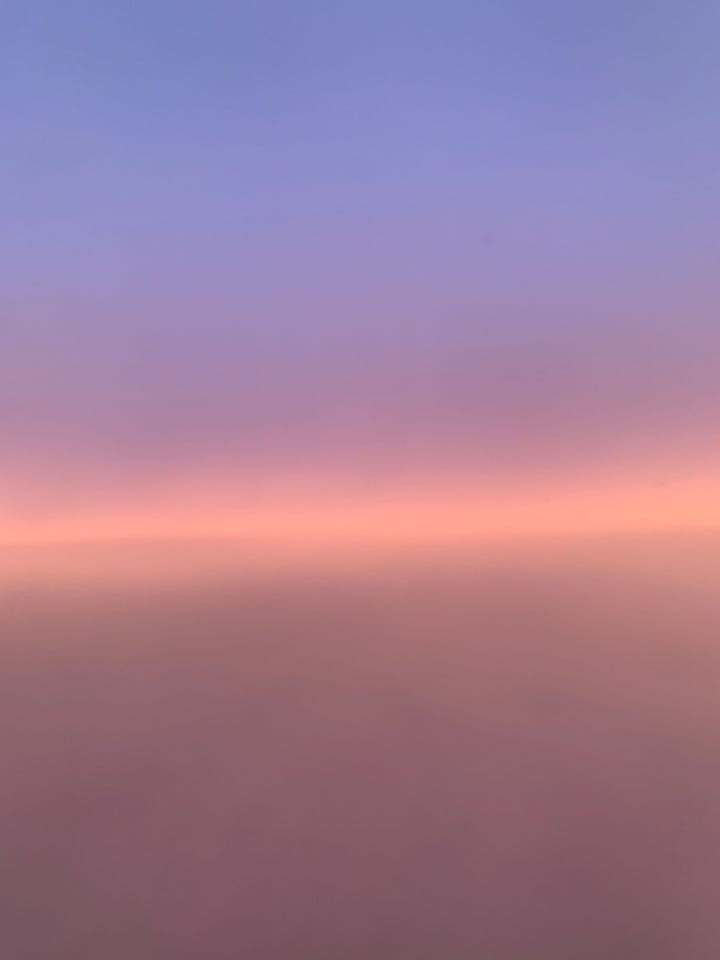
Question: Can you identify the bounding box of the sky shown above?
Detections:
[2,0,720,544]
[3,10,720,955]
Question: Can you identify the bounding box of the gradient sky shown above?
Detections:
[3,1,720,541]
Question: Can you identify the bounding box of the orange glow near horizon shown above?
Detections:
[4,467,720,549]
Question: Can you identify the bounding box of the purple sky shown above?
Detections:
[2,1,720,517]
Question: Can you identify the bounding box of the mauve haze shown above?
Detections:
[1,540,719,957]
